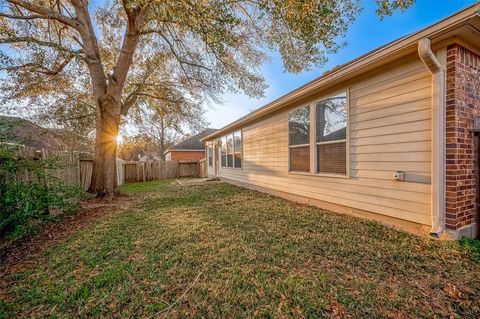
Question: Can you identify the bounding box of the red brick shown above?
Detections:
[445,44,480,230]
[168,150,205,161]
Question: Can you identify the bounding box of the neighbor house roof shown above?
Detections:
[201,3,480,142]
[0,115,69,149]
[164,129,217,154]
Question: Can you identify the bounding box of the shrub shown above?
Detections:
[0,135,86,240]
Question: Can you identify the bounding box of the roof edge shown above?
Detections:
[164,149,206,154]
[201,3,480,142]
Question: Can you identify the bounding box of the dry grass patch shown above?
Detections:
[1,180,479,318]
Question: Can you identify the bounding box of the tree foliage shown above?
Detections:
[0,0,415,196]
[117,134,161,160]
[128,97,208,158]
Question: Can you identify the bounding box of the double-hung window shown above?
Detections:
[288,105,310,172]
[315,92,347,175]
[220,131,242,168]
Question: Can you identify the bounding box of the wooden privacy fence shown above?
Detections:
[13,147,83,187]
[11,146,205,188]
[124,160,204,182]
[79,159,93,190]
[12,147,126,190]
[79,158,125,190]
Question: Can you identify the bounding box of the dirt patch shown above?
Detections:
[0,194,136,275]
[176,178,222,186]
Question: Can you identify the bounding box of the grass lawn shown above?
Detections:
[1,180,479,318]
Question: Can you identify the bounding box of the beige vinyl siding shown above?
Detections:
[216,56,432,226]
[207,166,215,176]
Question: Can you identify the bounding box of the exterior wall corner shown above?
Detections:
[444,43,480,233]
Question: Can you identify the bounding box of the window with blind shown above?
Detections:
[220,131,242,168]
[315,92,347,175]
[288,106,310,172]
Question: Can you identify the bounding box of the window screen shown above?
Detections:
[288,106,310,172]
[220,131,242,168]
[315,92,347,175]
[317,143,346,174]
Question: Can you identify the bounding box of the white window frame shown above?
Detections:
[233,131,243,169]
[314,91,349,177]
[220,131,242,169]
[287,89,350,178]
[288,105,311,173]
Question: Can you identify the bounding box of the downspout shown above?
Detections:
[418,38,446,238]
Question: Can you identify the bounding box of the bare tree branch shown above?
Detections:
[0,36,84,59]
[6,0,79,29]
[69,0,108,100]
[0,12,45,20]
[2,58,69,75]
[108,1,145,101]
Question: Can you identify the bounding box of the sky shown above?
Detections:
[1,0,477,136]
[204,0,478,130]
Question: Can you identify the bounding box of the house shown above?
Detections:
[164,129,217,161]
[0,116,74,150]
[0,116,93,152]
[202,4,480,239]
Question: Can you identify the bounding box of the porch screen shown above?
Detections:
[208,146,213,167]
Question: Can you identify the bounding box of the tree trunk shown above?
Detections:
[88,96,121,198]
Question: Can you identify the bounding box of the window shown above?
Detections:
[227,135,233,167]
[289,106,310,172]
[220,131,242,168]
[221,136,227,167]
[207,146,213,167]
[315,92,347,175]
[233,131,242,168]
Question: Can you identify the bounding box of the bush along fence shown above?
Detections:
[10,147,125,191]
[1,146,205,239]
[13,147,88,187]
[10,147,206,188]
[0,145,86,239]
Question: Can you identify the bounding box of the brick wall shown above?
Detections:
[445,44,480,230]
[169,150,206,161]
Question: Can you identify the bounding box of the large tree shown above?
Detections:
[130,97,208,160]
[0,0,414,197]
[117,133,158,161]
